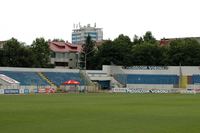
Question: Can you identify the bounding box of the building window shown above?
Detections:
[55,62,68,67]
[56,53,64,59]
[65,53,68,58]
[51,52,55,58]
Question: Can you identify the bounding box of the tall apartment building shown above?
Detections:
[72,23,103,44]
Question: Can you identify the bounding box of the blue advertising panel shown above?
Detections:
[0,89,4,94]
[24,89,29,94]
[4,89,19,94]
[34,88,38,93]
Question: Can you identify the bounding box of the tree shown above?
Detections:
[80,35,96,69]
[113,34,132,45]
[113,34,133,66]
[132,44,166,65]
[0,49,4,66]
[133,35,144,45]
[0,38,36,67]
[143,31,157,44]
[16,46,36,67]
[92,40,117,69]
[52,39,65,42]
[31,38,50,68]
[92,35,133,69]
[2,38,22,66]
[166,38,200,66]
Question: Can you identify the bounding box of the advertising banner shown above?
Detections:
[112,88,127,93]
[24,89,29,94]
[113,88,171,94]
[33,88,38,93]
[127,88,149,93]
[0,89,4,94]
[45,88,56,93]
[4,89,19,94]
[149,89,169,93]
[19,89,24,94]
[38,88,45,93]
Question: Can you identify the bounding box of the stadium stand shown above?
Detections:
[1,66,200,93]
[92,80,110,89]
[192,75,200,84]
[43,72,84,86]
[114,74,127,85]
[126,74,179,84]
[0,71,49,85]
[114,74,179,85]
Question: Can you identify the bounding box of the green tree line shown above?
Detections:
[1,32,200,69]
[85,32,200,69]
[0,38,51,68]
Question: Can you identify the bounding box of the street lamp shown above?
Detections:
[84,48,96,70]
[83,49,96,92]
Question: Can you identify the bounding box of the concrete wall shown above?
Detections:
[0,67,80,73]
[86,68,112,81]
[123,66,200,75]
[68,53,78,69]
[127,84,174,89]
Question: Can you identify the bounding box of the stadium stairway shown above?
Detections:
[37,72,58,88]
[80,70,100,91]
[111,77,125,88]
[80,70,94,86]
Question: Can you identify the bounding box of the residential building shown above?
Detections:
[49,41,82,69]
[159,37,200,46]
[0,41,6,49]
[72,23,103,44]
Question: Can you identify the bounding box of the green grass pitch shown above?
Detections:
[0,93,200,133]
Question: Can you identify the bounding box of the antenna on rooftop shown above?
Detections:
[79,22,81,28]
[73,23,75,29]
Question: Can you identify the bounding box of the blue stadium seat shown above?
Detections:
[43,72,84,86]
[127,74,179,84]
[114,74,127,85]
[0,71,49,85]
[192,75,200,84]
[114,74,179,84]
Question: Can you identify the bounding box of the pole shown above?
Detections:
[84,53,87,92]
[85,53,87,70]
[83,49,96,92]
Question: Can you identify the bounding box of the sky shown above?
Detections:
[0,0,200,45]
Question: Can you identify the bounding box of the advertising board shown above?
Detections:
[19,89,24,94]
[113,88,172,94]
[24,89,29,94]
[4,89,19,94]
[0,89,4,94]
[38,88,45,93]
[33,89,38,93]
[112,88,127,93]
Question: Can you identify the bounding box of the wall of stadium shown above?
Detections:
[0,67,80,73]
[123,66,200,75]
[126,84,174,89]
[105,65,200,91]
